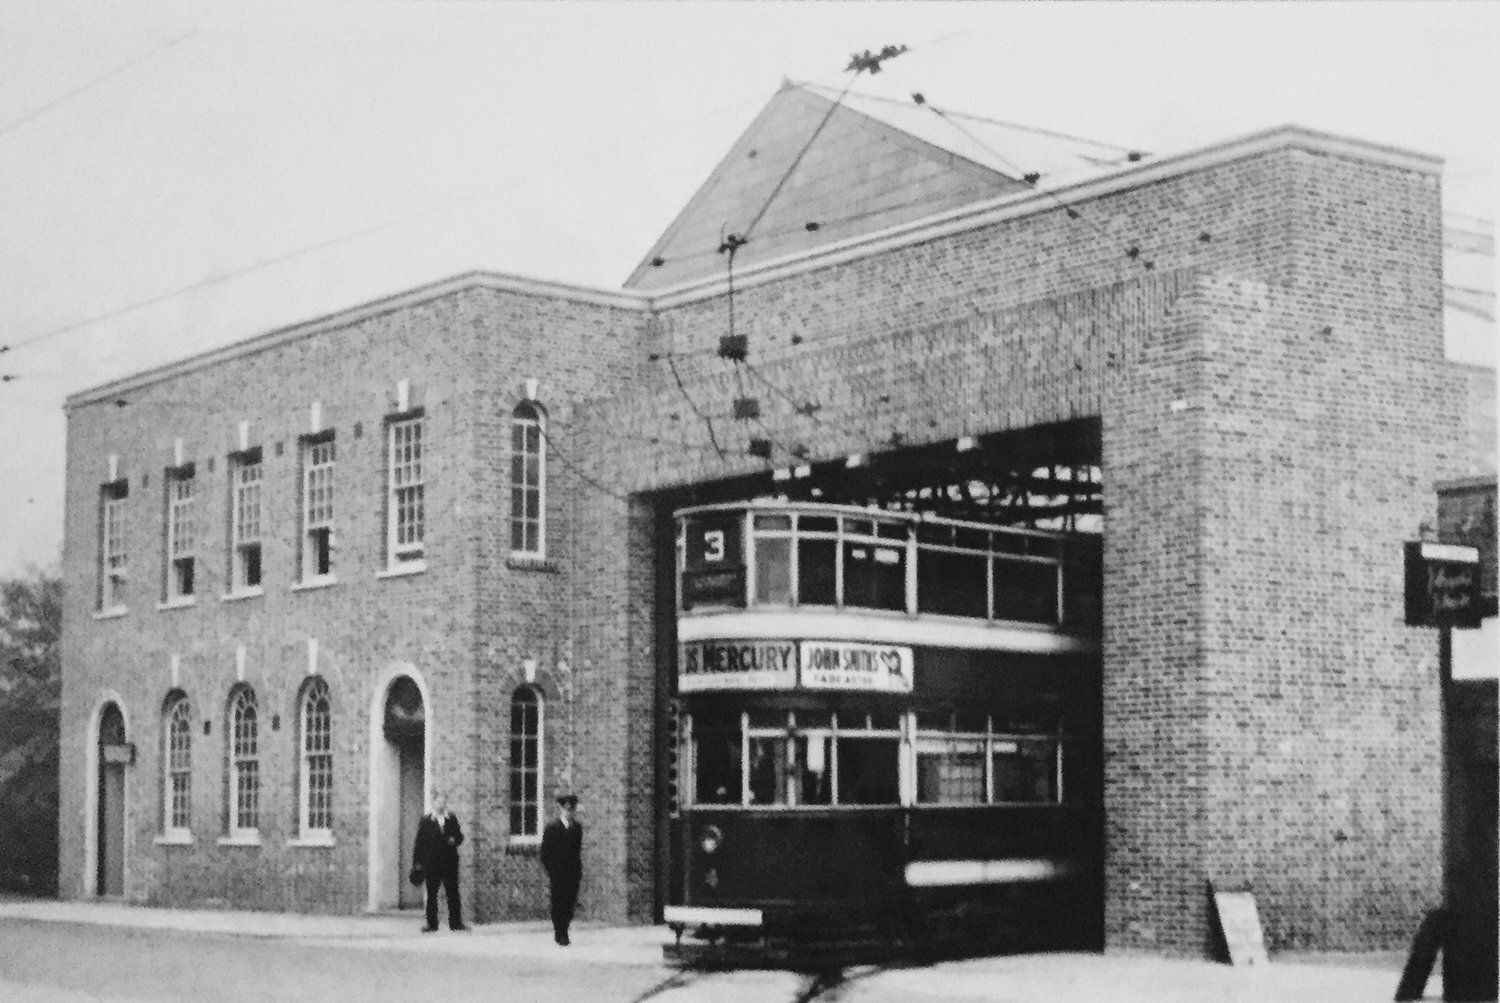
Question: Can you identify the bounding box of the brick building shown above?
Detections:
[60,83,1495,955]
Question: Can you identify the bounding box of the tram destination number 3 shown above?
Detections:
[683,517,745,610]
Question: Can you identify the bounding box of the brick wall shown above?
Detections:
[60,283,648,920]
[578,140,1462,952]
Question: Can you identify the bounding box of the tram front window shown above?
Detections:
[993,739,1058,803]
[693,716,742,805]
[835,714,901,804]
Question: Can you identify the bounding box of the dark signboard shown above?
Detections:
[681,512,745,609]
[1438,477,1497,611]
[1405,541,1482,628]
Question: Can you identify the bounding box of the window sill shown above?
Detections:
[291,576,338,593]
[287,833,335,848]
[154,832,194,846]
[157,596,197,611]
[93,607,128,621]
[505,839,540,856]
[506,555,556,572]
[377,561,427,580]
[217,833,261,847]
[221,587,265,603]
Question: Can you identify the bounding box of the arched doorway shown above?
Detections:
[96,703,127,897]
[383,677,425,909]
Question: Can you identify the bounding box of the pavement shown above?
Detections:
[0,898,1442,1002]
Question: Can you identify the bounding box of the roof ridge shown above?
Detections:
[789,79,1139,155]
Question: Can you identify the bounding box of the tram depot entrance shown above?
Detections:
[96,702,127,897]
[383,677,426,910]
[651,419,1107,956]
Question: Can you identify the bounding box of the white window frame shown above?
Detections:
[100,485,128,612]
[300,438,336,583]
[299,678,333,837]
[230,456,263,593]
[228,687,259,835]
[164,697,192,836]
[508,687,544,840]
[386,417,425,567]
[509,403,546,559]
[165,468,196,600]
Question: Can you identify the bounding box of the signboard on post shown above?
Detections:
[1405,541,1482,628]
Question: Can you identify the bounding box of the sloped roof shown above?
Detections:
[625,82,1143,290]
[798,81,1145,185]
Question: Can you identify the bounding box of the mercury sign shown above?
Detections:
[800,642,913,692]
[679,641,796,691]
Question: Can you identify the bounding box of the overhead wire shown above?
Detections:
[0,31,196,139]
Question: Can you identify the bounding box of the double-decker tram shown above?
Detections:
[662,500,1103,965]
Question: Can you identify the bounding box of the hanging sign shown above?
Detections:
[800,641,913,692]
[1405,541,1481,628]
[678,641,796,692]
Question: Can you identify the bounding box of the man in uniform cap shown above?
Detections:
[539,793,583,945]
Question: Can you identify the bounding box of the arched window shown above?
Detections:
[163,695,192,835]
[299,678,333,836]
[510,402,546,558]
[228,687,259,834]
[509,686,543,838]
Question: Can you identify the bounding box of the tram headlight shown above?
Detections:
[699,824,723,856]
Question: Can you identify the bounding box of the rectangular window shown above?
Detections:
[301,438,335,581]
[165,467,196,599]
[99,482,128,611]
[230,454,263,591]
[387,417,424,565]
[509,406,544,557]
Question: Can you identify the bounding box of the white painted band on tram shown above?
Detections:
[905,858,1073,887]
[678,611,1093,654]
[664,906,764,927]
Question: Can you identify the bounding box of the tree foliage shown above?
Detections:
[0,566,61,895]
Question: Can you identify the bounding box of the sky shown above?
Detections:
[0,0,1495,577]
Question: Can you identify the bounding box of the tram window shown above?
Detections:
[755,514,792,532]
[916,739,986,805]
[800,515,837,533]
[992,558,1060,624]
[795,734,833,805]
[992,740,1058,803]
[842,541,905,611]
[754,535,792,605]
[747,736,788,805]
[798,537,837,605]
[917,547,988,618]
[692,722,743,805]
[835,737,901,804]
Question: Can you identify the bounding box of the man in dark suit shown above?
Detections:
[539,793,582,946]
[411,790,467,932]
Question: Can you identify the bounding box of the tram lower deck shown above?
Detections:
[662,502,1103,962]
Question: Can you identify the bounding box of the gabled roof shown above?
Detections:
[800,81,1144,184]
[625,81,1140,291]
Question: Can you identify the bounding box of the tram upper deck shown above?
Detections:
[675,501,1100,653]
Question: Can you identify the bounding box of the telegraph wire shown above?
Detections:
[912,94,1157,270]
[666,352,726,460]
[0,31,197,140]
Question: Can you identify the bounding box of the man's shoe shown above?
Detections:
[451,924,468,932]
[560,935,570,946]
[421,925,437,933]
